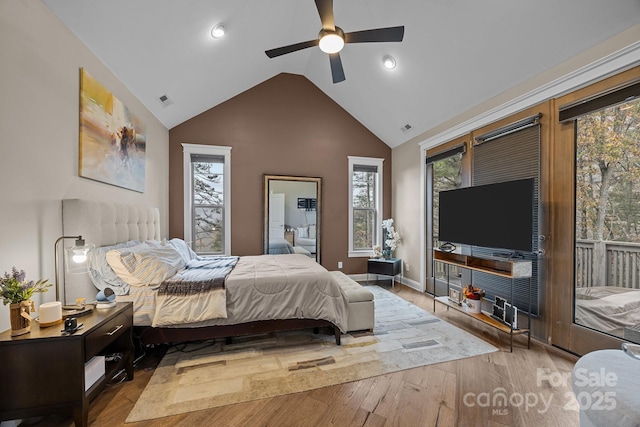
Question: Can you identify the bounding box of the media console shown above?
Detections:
[433,249,532,352]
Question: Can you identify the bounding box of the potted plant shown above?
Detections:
[463,284,485,314]
[1,267,52,336]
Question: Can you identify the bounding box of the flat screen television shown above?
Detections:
[438,178,535,254]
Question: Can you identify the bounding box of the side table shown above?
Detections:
[367,258,402,288]
[0,302,134,427]
[284,230,294,246]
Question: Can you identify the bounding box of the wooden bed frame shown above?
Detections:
[136,319,341,346]
[61,199,342,346]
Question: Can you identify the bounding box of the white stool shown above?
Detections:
[572,349,640,427]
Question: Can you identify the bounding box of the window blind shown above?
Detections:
[426,143,466,164]
[559,81,640,122]
[471,121,541,316]
[353,164,379,173]
[191,154,224,163]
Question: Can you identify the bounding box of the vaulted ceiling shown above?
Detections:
[42,0,640,148]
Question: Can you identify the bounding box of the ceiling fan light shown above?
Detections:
[319,34,344,54]
[382,55,397,70]
[211,24,225,39]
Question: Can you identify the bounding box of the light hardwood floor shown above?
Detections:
[26,284,579,427]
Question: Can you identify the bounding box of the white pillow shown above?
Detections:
[168,238,197,263]
[308,225,317,239]
[106,241,186,286]
[297,226,309,238]
[87,240,140,296]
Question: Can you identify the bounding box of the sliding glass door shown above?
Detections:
[551,69,640,355]
[573,97,640,344]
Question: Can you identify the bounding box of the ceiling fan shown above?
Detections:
[265,0,404,84]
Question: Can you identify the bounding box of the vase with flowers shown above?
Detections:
[463,284,485,314]
[1,267,52,336]
[381,218,402,259]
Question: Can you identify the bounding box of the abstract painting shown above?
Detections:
[79,68,146,192]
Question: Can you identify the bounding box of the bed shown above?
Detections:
[268,237,312,257]
[61,199,347,345]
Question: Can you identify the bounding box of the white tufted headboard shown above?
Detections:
[61,199,161,303]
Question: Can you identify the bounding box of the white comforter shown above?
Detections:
[121,254,349,332]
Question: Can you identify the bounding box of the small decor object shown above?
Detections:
[463,284,485,314]
[491,296,518,328]
[1,267,52,336]
[372,245,383,259]
[96,287,117,309]
[448,288,462,305]
[382,218,402,259]
[79,68,146,192]
[39,301,63,327]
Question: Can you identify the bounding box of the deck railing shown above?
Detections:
[576,239,640,289]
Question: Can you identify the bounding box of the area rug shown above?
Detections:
[127,285,497,422]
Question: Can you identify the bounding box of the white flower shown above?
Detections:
[382,218,401,253]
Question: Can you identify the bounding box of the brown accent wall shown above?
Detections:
[169,73,391,274]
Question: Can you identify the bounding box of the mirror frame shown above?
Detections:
[263,174,322,263]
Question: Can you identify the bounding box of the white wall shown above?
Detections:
[0,0,169,332]
[269,180,317,228]
[391,142,422,287]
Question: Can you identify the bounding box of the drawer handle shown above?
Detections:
[106,324,123,336]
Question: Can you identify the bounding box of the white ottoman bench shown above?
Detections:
[572,348,640,427]
[330,271,374,332]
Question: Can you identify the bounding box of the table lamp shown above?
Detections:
[46,235,94,324]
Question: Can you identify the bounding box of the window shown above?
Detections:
[427,146,464,295]
[348,156,383,257]
[182,144,231,255]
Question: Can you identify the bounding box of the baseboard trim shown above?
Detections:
[347,273,423,292]
[398,276,422,292]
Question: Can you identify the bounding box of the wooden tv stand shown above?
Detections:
[433,249,532,352]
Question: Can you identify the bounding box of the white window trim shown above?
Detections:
[182,143,232,255]
[348,156,384,258]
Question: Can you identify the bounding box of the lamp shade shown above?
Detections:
[55,235,92,304]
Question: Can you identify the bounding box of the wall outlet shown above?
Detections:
[338,261,343,269]
[405,262,410,272]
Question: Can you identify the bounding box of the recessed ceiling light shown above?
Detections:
[382,55,397,70]
[211,24,225,39]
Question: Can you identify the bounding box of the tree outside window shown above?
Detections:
[192,158,224,254]
[352,170,376,250]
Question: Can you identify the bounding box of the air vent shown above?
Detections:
[401,123,412,133]
[158,94,173,107]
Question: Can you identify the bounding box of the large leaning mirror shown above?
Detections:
[264,175,321,263]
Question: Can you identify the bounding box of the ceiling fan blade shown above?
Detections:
[344,26,405,44]
[315,0,335,30]
[265,39,318,58]
[329,53,345,84]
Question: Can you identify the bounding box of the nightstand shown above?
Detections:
[284,230,294,246]
[0,302,134,427]
[367,258,402,288]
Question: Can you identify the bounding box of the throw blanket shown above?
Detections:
[152,256,239,327]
